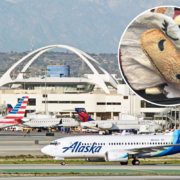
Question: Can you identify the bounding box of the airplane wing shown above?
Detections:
[124,144,180,154]
[40,122,61,128]
[83,125,99,131]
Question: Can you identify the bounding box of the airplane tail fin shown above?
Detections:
[75,108,94,122]
[4,96,29,121]
[7,104,13,113]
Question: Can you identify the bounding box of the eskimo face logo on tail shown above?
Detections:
[62,141,102,154]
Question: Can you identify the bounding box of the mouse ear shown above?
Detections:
[174,15,180,27]
[155,7,167,14]
[155,7,174,18]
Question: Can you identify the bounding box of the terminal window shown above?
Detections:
[107,102,121,105]
[97,102,106,105]
[18,98,36,106]
[42,101,85,104]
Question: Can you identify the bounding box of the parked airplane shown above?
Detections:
[0,96,29,129]
[75,108,161,131]
[22,117,78,129]
[41,129,180,165]
[8,105,79,130]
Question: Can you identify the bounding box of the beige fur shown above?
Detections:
[141,29,180,87]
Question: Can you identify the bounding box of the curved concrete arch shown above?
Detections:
[0,45,58,87]
[17,47,55,79]
[73,48,118,88]
[0,45,117,94]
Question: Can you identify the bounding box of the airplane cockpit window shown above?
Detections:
[50,141,60,146]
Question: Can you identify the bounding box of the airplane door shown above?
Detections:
[69,139,73,145]
[68,139,73,146]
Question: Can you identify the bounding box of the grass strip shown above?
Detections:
[0,172,180,177]
[2,169,180,173]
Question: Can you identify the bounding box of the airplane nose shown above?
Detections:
[41,146,49,155]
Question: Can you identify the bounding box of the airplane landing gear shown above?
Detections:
[61,161,66,165]
[132,159,140,165]
[120,161,128,165]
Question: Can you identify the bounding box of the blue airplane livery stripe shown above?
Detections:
[11,108,20,111]
[10,109,18,112]
[152,130,180,157]
[118,153,128,159]
[15,104,21,107]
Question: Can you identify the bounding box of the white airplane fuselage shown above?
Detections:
[81,120,161,131]
[23,118,78,129]
[41,131,180,162]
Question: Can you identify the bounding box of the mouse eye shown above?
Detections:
[176,74,180,80]
[158,39,166,51]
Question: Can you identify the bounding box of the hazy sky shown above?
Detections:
[1,0,180,53]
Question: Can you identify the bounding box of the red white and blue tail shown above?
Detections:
[4,96,29,121]
[75,108,94,122]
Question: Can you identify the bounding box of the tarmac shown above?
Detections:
[0,131,98,155]
[1,164,180,179]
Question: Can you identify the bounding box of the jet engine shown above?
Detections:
[105,151,128,162]
[97,123,113,129]
[86,158,105,162]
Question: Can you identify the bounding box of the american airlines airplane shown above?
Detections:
[75,108,161,131]
[0,96,29,129]
[41,130,180,165]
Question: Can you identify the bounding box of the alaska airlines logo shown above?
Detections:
[62,141,102,154]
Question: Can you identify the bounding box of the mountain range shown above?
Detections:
[1,0,180,53]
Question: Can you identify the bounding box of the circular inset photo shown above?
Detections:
[119,6,180,106]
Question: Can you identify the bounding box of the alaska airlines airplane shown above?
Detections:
[0,96,29,129]
[41,130,180,165]
[75,108,161,131]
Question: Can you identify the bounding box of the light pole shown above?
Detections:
[21,71,30,90]
[41,69,50,115]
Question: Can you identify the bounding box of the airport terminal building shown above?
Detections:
[0,45,165,121]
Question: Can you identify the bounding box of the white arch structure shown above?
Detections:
[0,45,117,94]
